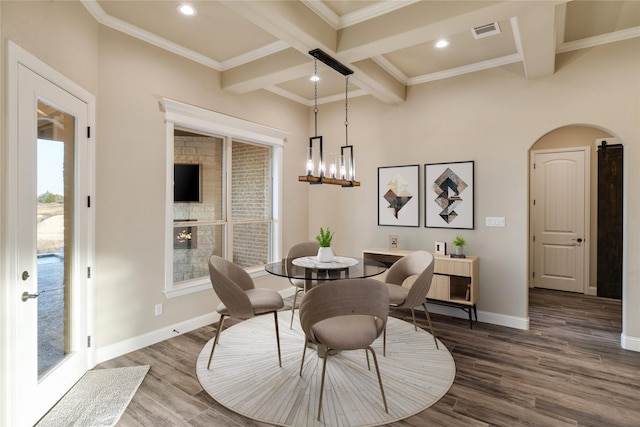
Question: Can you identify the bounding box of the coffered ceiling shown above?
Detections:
[83,1,640,105]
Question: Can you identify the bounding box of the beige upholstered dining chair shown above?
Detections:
[383,250,439,354]
[299,278,389,420]
[207,255,284,369]
[286,240,320,328]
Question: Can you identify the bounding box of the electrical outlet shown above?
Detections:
[155,303,163,316]
[486,217,506,227]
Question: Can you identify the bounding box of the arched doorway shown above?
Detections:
[529,125,623,299]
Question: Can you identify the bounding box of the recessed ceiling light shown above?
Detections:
[310,75,320,82]
[435,39,449,49]
[177,4,197,16]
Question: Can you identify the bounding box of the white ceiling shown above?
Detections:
[83,0,640,105]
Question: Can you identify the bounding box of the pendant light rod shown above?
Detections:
[299,48,360,187]
[308,49,353,76]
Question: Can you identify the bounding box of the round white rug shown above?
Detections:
[196,310,455,427]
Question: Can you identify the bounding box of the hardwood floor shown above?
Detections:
[99,289,640,427]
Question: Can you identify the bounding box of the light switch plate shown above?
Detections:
[486,217,506,227]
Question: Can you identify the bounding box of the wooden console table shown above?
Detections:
[363,248,479,328]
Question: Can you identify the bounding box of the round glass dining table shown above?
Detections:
[265,256,387,292]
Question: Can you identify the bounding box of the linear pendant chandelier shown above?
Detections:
[299,49,360,187]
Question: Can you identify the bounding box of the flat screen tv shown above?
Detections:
[174,163,201,202]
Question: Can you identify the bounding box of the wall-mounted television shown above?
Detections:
[174,163,201,202]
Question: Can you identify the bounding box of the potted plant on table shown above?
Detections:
[451,234,467,258]
[315,227,335,262]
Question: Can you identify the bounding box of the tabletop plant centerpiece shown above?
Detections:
[315,226,335,262]
[451,234,467,258]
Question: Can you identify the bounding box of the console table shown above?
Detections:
[362,248,479,328]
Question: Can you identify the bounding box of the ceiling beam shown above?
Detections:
[336,1,515,62]
[222,48,310,94]
[512,2,559,79]
[219,0,406,104]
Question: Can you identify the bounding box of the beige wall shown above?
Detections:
[1,0,638,370]
[94,27,309,346]
[308,38,639,340]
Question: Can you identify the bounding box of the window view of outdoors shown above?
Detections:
[37,100,73,378]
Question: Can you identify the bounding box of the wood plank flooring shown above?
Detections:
[99,288,640,427]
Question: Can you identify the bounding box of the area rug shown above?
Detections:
[36,365,150,427]
[197,311,455,427]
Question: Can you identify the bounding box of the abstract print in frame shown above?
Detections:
[425,161,474,229]
[378,165,420,227]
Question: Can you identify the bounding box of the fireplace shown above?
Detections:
[174,220,197,249]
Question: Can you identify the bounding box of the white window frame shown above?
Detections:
[160,98,287,298]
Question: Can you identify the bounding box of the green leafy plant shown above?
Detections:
[315,227,334,247]
[452,235,466,247]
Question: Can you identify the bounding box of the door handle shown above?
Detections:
[571,238,584,246]
[21,291,40,302]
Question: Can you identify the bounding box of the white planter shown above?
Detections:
[317,247,334,263]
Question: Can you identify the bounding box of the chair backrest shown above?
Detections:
[286,241,319,284]
[299,278,389,346]
[385,251,435,309]
[208,255,255,319]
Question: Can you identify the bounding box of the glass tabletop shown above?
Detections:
[265,257,387,281]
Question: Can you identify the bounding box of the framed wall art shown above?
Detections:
[378,165,420,227]
[425,161,474,229]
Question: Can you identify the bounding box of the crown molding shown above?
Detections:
[557,26,640,54]
[80,0,222,70]
[372,55,408,85]
[301,0,418,30]
[220,41,290,70]
[338,0,419,29]
[408,53,523,86]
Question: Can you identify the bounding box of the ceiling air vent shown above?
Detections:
[471,22,501,39]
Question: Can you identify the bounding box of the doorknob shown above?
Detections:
[21,291,40,302]
[21,271,30,281]
[571,238,583,246]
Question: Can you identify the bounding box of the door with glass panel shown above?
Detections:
[14,63,90,426]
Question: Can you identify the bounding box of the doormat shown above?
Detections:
[36,365,150,427]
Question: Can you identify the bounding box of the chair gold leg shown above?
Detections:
[365,347,371,370]
[299,339,308,377]
[382,325,387,357]
[318,350,330,421]
[290,288,301,329]
[367,345,388,413]
[422,302,439,349]
[410,308,418,331]
[273,311,282,367]
[207,315,226,369]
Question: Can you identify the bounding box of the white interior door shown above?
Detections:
[12,63,91,426]
[532,149,589,293]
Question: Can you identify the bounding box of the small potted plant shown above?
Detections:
[315,226,334,262]
[451,234,466,258]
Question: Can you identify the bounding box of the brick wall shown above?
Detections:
[172,135,272,283]
[173,134,223,282]
[231,141,271,267]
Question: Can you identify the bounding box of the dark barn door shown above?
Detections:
[597,143,623,299]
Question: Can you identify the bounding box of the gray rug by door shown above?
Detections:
[36,365,150,427]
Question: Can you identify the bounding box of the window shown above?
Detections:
[160,99,287,298]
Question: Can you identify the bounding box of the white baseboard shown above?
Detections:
[621,332,640,352]
[425,303,530,330]
[95,288,533,365]
[95,312,220,365]
[95,288,295,365]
